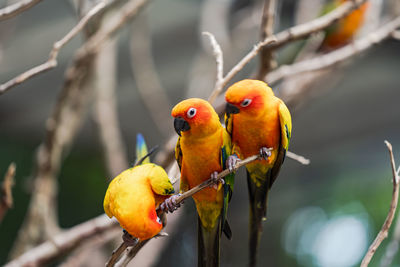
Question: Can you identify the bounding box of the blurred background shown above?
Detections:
[0,0,400,266]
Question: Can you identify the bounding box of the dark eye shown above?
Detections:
[187,108,197,118]
[240,99,252,107]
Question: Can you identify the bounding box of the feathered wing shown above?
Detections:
[270,100,292,186]
[248,100,292,267]
[220,130,235,240]
[175,137,189,193]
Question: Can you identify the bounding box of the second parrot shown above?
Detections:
[225,79,292,267]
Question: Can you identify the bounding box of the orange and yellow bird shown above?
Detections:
[103,135,175,241]
[170,98,235,267]
[320,0,369,50]
[225,79,292,267]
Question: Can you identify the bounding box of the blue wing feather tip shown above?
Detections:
[136,133,145,147]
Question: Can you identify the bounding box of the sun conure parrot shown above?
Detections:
[320,0,369,50]
[103,134,175,241]
[224,79,292,267]
[170,98,235,267]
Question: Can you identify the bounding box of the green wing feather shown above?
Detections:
[270,100,292,186]
[220,130,235,240]
[321,1,342,38]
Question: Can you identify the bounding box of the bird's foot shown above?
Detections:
[160,194,182,213]
[226,154,240,172]
[209,171,224,189]
[259,147,271,160]
[122,229,138,246]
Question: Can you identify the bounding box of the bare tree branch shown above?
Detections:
[11,0,149,257]
[360,141,400,267]
[204,32,224,104]
[256,0,277,80]
[286,151,310,165]
[5,215,119,267]
[0,0,44,21]
[106,242,130,267]
[186,0,231,100]
[206,34,278,105]
[268,0,368,50]
[0,1,107,95]
[0,163,16,223]
[10,1,108,256]
[266,16,400,85]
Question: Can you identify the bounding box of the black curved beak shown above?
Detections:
[174,117,190,136]
[226,103,240,115]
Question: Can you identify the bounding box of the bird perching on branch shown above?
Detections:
[168,98,235,267]
[225,79,292,267]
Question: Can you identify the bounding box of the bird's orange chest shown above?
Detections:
[180,131,223,188]
[232,103,280,159]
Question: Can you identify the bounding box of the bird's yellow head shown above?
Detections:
[171,98,220,137]
[225,79,274,116]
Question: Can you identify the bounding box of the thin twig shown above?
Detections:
[268,0,367,50]
[106,242,129,267]
[360,141,400,267]
[216,37,277,102]
[0,1,107,95]
[107,152,268,266]
[267,16,400,84]
[203,32,224,104]
[0,163,16,223]
[115,238,154,267]
[0,0,44,21]
[256,0,277,80]
[286,151,310,165]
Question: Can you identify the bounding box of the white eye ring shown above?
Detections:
[156,216,162,224]
[240,99,252,107]
[187,108,197,118]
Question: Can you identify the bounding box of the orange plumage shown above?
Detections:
[321,0,369,50]
[171,99,225,227]
[225,79,291,267]
[172,98,235,266]
[103,164,174,240]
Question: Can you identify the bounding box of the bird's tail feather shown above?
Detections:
[198,216,221,267]
[247,170,270,267]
